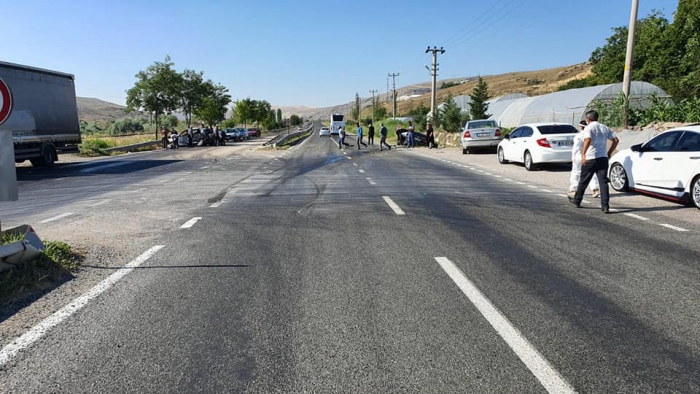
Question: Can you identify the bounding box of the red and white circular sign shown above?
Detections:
[0,77,13,126]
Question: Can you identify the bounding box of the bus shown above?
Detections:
[329,114,345,135]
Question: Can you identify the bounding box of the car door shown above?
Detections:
[664,131,700,193]
[504,128,523,161]
[632,131,683,190]
[514,126,534,162]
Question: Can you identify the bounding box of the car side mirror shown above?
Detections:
[630,143,642,152]
[505,134,511,140]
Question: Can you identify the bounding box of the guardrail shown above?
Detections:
[271,124,314,148]
[103,140,161,153]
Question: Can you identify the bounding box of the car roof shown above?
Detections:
[518,122,575,128]
[663,125,700,133]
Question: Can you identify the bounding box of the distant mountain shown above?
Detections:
[76,97,128,122]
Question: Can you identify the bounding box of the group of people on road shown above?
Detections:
[337,122,393,151]
[568,109,619,213]
[161,124,229,149]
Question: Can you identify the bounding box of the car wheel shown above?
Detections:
[462,147,470,155]
[498,147,509,164]
[691,175,700,210]
[609,163,629,192]
[524,151,536,171]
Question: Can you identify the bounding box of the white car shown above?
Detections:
[319,127,331,137]
[461,119,502,154]
[497,123,577,170]
[609,126,700,209]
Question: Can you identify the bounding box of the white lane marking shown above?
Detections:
[503,178,513,182]
[353,163,358,167]
[132,188,146,194]
[624,213,649,221]
[434,257,576,394]
[0,245,165,367]
[382,196,405,215]
[210,201,223,208]
[40,212,74,223]
[366,178,377,186]
[483,172,492,176]
[343,151,347,155]
[557,194,568,198]
[528,185,539,189]
[359,169,365,174]
[516,182,526,185]
[659,223,689,232]
[200,166,209,169]
[180,217,202,228]
[540,189,553,193]
[347,157,352,160]
[88,199,112,208]
[493,175,502,178]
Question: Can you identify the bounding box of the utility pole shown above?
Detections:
[622,0,639,128]
[388,72,399,119]
[426,46,445,126]
[369,90,374,124]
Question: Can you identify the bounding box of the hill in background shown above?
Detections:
[76,97,128,122]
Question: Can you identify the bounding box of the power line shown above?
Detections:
[440,0,513,47]
[450,0,529,51]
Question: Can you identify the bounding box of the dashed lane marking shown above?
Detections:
[40,213,74,223]
[624,213,649,221]
[180,217,202,228]
[659,223,689,232]
[382,196,405,215]
[88,199,111,208]
[0,245,165,367]
[435,257,576,394]
[359,169,365,173]
[210,201,223,208]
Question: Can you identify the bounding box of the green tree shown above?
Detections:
[469,76,491,120]
[126,56,183,139]
[108,118,144,135]
[408,104,430,131]
[235,98,254,127]
[441,94,463,133]
[161,115,179,129]
[290,114,302,126]
[353,93,361,122]
[276,108,282,123]
[661,0,700,99]
[179,69,207,127]
[194,83,230,127]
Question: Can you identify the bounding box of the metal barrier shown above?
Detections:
[103,140,161,153]
[271,124,314,148]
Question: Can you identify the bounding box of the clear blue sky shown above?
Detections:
[2,0,675,109]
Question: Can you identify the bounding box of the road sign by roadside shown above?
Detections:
[1,130,18,201]
[0,77,12,126]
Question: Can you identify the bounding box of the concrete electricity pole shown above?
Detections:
[426,46,445,125]
[622,0,639,128]
[388,72,399,119]
[369,89,378,124]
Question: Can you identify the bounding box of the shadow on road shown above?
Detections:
[15,159,183,181]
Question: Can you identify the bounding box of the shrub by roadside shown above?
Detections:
[0,241,81,309]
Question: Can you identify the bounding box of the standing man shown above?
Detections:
[426,122,435,149]
[367,123,375,146]
[161,127,169,149]
[379,123,391,151]
[569,120,599,197]
[569,110,619,213]
[406,121,415,148]
[356,122,367,150]
[187,125,193,147]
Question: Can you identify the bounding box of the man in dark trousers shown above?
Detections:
[569,109,619,213]
[379,123,392,151]
[367,123,375,146]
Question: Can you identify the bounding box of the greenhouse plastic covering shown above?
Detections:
[488,82,670,128]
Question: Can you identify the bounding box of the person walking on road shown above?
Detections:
[426,122,435,149]
[379,123,392,151]
[406,121,415,148]
[356,122,367,150]
[338,125,350,149]
[367,123,375,146]
[569,110,619,213]
[569,120,599,197]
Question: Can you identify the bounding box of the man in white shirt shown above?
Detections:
[569,110,619,213]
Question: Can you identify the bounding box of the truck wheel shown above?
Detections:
[32,146,57,168]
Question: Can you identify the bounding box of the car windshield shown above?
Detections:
[537,125,577,135]
[468,120,497,129]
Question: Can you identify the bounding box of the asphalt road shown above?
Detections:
[1,124,698,393]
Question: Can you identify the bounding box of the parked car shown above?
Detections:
[609,126,700,209]
[247,127,261,138]
[497,123,577,171]
[461,119,502,154]
[235,128,249,140]
[319,127,331,137]
[224,128,238,141]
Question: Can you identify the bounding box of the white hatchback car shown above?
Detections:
[609,126,700,209]
[497,123,577,170]
[319,127,331,137]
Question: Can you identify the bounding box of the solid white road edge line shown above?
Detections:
[210,201,223,208]
[88,199,112,208]
[623,213,649,221]
[40,212,74,223]
[382,196,405,215]
[0,245,165,367]
[434,257,576,394]
[659,223,689,232]
[180,217,203,228]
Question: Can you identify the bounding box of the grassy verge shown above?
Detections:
[78,134,158,157]
[277,131,312,149]
[1,231,24,246]
[0,241,82,308]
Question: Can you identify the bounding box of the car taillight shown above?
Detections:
[537,138,551,148]
[463,130,471,138]
[495,128,502,137]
